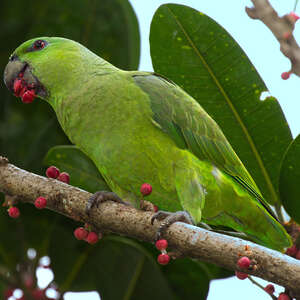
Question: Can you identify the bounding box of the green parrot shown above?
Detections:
[4,37,291,251]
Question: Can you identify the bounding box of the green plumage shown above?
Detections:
[7,37,291,251]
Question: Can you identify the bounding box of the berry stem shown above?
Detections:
[248,276,277,300]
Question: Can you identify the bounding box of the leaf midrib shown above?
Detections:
[166,5,278,203]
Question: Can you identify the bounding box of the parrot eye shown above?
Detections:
[32,40,47,50]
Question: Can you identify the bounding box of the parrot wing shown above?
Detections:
[132,72,276,219]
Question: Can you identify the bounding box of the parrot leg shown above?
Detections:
[151,210,194,241]
[85,191,129,215]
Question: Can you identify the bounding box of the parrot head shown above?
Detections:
[3,37,105,104]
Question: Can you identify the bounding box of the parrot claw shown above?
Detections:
[151,210,194,241]
[85,191,128,215]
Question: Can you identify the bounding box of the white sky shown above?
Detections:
[60,1,299,299]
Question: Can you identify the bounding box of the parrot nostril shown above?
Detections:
[9,54,18,61]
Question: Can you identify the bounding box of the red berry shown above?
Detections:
[4,288,14,299]
[46,166,60,179]
[140,183,152,196]
[57,172,70,184]
[281,72,291,80]
[85,231,99,244]
[289,11,300,21]
[157,253,170,265]
[153,205,158,212]
[13,79,23,96]
[278,293,291,300]
[22,89,36,103]
[286,244,298,257]
[19,87,27,97]
[74,227,89,240]
[8,206,20,218]
[235,271,248,280]
[155,239,168,251]
[35,197,47,209]
[264,284,275,295]
[237,256,251,269]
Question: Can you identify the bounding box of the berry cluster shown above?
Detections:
[235,256,251,280]
[74,224,101,245]
[5,166,69,219]
[235,256,293,299]
[155,239,170,265]
[13,72,36,104]
[280,12,300,80]
[46,166,70,184]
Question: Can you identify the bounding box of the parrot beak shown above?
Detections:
[4,54,47,99]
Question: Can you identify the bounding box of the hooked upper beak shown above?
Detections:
[3,54,26,93]
[3,54,47,98]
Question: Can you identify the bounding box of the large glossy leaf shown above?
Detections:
[279,135,300,223]
[50,233,211,300]
[150,4,292,205]
[44,145,110,193]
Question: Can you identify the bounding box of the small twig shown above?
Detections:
[248,275,277,300]
[246,0,300,77]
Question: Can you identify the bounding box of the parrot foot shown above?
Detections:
[140,199,157,212]
[151,210,194,241]
[85,191,128,215]
[198,222,212,230]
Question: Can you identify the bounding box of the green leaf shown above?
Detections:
[150,4,292,205]
[279,135,300,223]
[44,145,110,193]
[50,234,211,299]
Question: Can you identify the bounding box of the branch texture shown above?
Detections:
[1,158,300,298]
[246,0,300,77]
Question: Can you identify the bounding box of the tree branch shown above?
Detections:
[1,157,300,298]
[246,0,300,77]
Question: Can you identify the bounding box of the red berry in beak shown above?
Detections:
[22,90,36,104]
[13,79,23,96]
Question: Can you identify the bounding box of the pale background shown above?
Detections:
[15,1,300,299]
